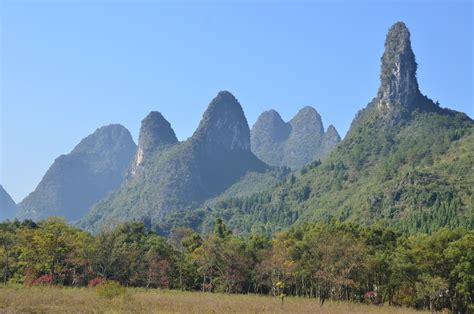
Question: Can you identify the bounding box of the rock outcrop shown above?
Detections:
[376,22,422,121]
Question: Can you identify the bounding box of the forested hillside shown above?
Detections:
[195,22,473,235]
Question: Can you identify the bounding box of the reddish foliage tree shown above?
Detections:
[34,274,53,286]
[88,277,106,288]
[147,258,170,288]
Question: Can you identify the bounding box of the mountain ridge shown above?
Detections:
[251,106,340,169]
[0,185,17,220]
[17,124,137,222]
[80,91,268,232]
[195,22,473,235]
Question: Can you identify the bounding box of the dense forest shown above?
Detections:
[1,218,472,312]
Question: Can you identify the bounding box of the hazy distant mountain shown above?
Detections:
[0,185,17,220]
[17,124,136,221]
[203,22,473,234]
[251,107,340,169]
[81,91,268,231]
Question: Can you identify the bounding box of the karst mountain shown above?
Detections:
[17,125,136,221]
[0,185,17,220]
[202,22,473,234]
[80,91,268,231]
[12,22,472,236]
[251,106,340,169]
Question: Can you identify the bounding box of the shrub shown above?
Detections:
[33,274,53,286]
[95,280,126,299]
[88,277,105,288]
[364,291,381,305]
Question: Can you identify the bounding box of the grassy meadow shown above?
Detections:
[0,285,425,313]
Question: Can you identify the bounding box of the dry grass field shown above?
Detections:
[0,285,425,313]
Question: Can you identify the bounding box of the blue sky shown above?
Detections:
[1,0,472,202]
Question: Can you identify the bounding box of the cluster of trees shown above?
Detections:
[0,217,472,312]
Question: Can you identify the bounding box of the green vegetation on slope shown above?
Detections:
[196,22,473,236]
[147,166,291,236]
[203,103,473,235]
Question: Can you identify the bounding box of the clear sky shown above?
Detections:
[1,0,472,203]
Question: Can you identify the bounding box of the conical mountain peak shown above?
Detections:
[326,125,340,138]
[290,106,324,137]
[251,109,290,143]
[377,22,420,115]
[321,124,341,153]
[251,106,339,169]
[82,91,267,230]
[259,109,284,121]
[71,124,133,155]
[295,106,320,116]
[139,112,177,148]
[132,111,178,172]
[193,91,251,151]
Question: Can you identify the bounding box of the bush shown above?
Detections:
[95,280,126,299]
[88,277,105,288]
[33,274,53,286]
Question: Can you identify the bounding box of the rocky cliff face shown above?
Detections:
[376,22,422,121]
[17,124,136,221]
[81,91,268,231]
[0,185,17,220]
[251,106,340,169]
[192,91,252,151]
[131,111,178,176]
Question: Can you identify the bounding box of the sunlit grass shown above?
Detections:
[0,285,425,313]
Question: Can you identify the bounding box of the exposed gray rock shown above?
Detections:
[377,22,421,120]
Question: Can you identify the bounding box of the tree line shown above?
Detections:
[0,217,472,312]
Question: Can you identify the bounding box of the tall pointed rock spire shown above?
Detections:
[377,22,421,117]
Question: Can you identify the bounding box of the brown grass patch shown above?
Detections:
[0,285,425,313]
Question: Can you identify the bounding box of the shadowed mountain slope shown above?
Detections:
[0,185,17,220]
[17,125,136,221]
[81,91,268,232]
[251,107,340,169]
